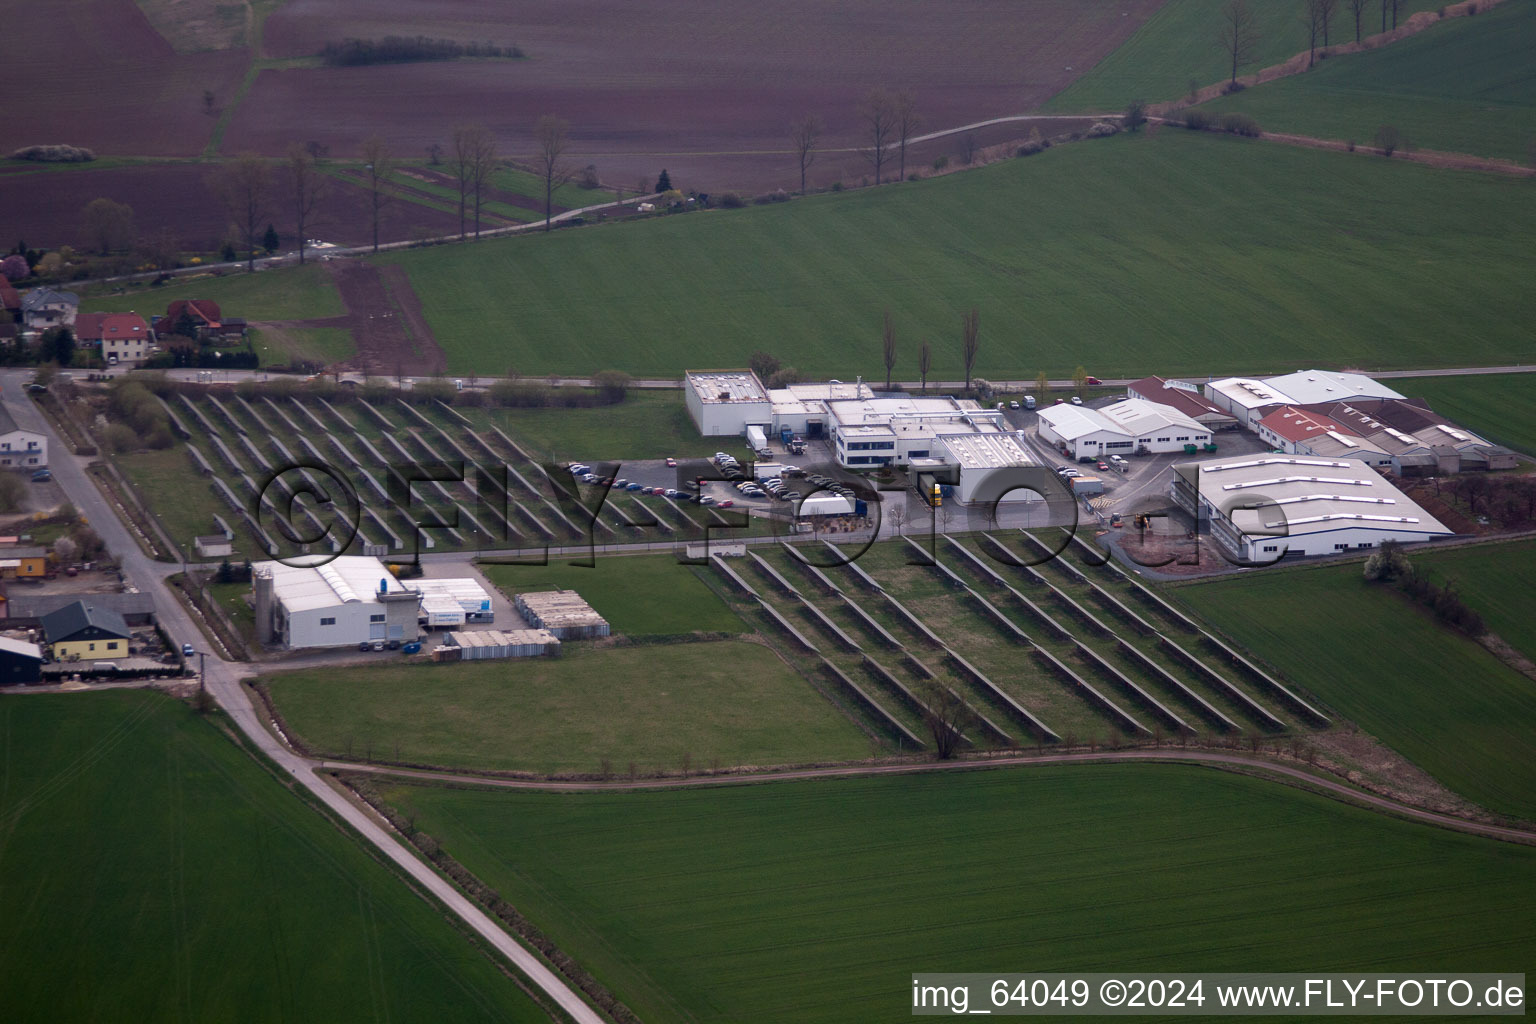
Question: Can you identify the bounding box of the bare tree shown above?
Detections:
[80,198,135,256]
[1318,0,1338,45]
[894,91,921,182]
[286,143,327,265]
[960,308,980,395]
[1217,0,1260,85]
[790,114,821,195]
[533,114,574,232]
[449,125,479,240]
[1383,0,1404,29]
[859,88,896,185]
[918,340,932,393]
[207,153,271,271]
[1347,0,1368,41]
[1303,0,1326,66]
[921,682,970,759]
[887,503,906,537]
[359,135,395,253]
[881,311,897,390]
[468,129,497,239]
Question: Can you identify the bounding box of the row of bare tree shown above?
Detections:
[877,307,981,394]
[1219,0,1411,85]
[204,116,577,271]
[788,88,923,195]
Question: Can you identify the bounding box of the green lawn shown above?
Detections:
[1402,538,1536,662]
[482,553,746,636]
[1177,562,1536,819]
[467,392,732,461]
[381,131,1536,379]
[0,691,553,1024]
[1197,0,1536,163]
[82,262,344,321]
[117,445,247,559]
[1397,372,1536,454]
[208,579,256,641]
[382,764,1536,1024]
[250,325,356,367]
[1045,0,1442,112]
[491,165,616,210]
[266,639,871,773]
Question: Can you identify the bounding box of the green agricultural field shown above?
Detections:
[465,392,729,461]
[116,445,244,558]
[1402,538,1536,662]
[381,131,1536,380]
[250,324,355,367]
[0,691,553,1024]
[1197,0,1536,163]
[491,165,616,211]
[81,262,344,321]
[482,553,746,636]
[1397,373,1536,454]
[382,765,1536,1024]
[266,639,872,773]
[1177,562,1536,819]
[1044,0,1442,112]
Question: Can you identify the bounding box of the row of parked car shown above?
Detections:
[569,463,734,508]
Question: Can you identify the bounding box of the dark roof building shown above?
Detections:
[39,600,131,646]
[0,636,44,685]
[1125,376,1240,430]
[3,591,156,626]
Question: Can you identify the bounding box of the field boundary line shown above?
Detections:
[322,749,1536,846]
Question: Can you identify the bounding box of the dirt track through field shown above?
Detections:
[324,260,446,377]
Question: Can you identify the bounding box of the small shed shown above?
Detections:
[195,535,234,558]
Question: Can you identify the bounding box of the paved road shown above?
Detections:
[110,362,1536,394]
[0,369,607,1024]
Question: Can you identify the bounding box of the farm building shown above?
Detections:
[1169,455,1453,561]
[400,577,494,628]
[1125,376,1239,430]
[1038,399,1210,460]
[1260,370,1406,406]
[252,555,421,649]
[0,636,44,684]
[1202,378,1297,431]
[446,629,560,659]
[0,404,47,469]
[73,311,154,365]
[40,600,130,662]
[2,591,155,628]
[514,590,610,639]
[194,534,233,558]
[685,370,773,436]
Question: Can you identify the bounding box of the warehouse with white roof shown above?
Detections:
[1202,378,1297,430]
[253,556,422,649]
[1260,370,1405,406]
[1169,455,1453,561]
[1038,399,1210,460]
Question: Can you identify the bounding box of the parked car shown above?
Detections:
[613,478,628,488]
[717,499,734,509]
[30,469,51,483]
[626,482,643,491]
[402,641,422,655]
[1096,461,1109,471]
[699,496,717,506]
[568,464,590,475]
[665,457,677,467]
[1070,396,1083,405]
[181,643,196,657]
[1009,400,1020,409]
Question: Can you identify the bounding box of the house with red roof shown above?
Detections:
[162,299,246,344]
[0,279,20,321]
[74,311,155,365]
[1125,376,1239,431]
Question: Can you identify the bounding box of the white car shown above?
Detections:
[1070,396,1083,406]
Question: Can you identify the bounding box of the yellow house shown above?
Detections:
[0,546,49,579]
[40,601,130,662]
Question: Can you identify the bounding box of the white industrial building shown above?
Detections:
[1260,370,1406,406]
[685,370,1034,505]
[685,371,773,437]
[934,433,1041,504]
[1202,378,1298,431]
[1125,376,1239,430]
[253,556,421,649]
[1037,399,1210,461]
[400,577,494,629]
[1169,455,1453,562]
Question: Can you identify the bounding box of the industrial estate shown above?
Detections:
[3,0,1534,1021]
